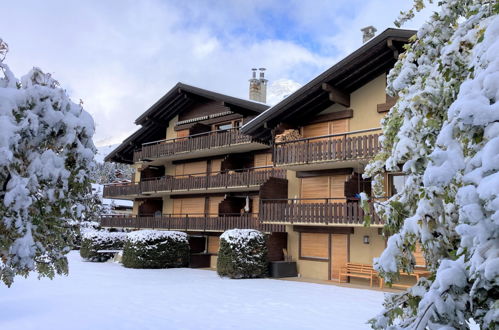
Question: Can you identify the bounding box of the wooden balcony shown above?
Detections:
[273,128,381,170]
[100,214,285,233]
[133,128,269,163]
[260,198,382,226]
[141,167,286,195]
[102,183,140,199]
[103,167,285,198]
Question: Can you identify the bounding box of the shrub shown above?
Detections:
[80,230,126,262]
[122,230,189,269]
[217,229,268,279]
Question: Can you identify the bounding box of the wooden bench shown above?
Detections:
[338,263,378,287]
[379,268,432,289]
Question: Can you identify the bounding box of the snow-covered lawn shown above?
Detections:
[0,252,385,330]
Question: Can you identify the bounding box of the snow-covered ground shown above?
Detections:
[1,252,385,330]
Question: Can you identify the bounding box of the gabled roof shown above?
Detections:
[135,82,268,125]
[241,28,416,139]
[105,83,269,163]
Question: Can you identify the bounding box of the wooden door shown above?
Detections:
[330,233,349,282]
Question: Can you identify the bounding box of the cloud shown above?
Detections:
[1,0,437,147]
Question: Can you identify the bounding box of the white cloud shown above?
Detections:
[1,0,437,147]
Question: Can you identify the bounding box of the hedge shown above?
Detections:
[217,229,268,279]
[122,230,189,269]
[80,230,126,262]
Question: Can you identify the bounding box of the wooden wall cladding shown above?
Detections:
[266,232,287,261]
[207,235,220,254]
[252,196,259,215]
[259,177,288,200]
[300,233,329,260]
[331,234,349,281]
[138,199,163,216]
[178,101,229,122]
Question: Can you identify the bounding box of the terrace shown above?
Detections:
[103,167,286,198]
[273,128,382,171]
[133,128,269,163]
[260,198,382,226]
[100,213,285,233]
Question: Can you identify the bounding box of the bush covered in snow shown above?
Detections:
[0,39,96,286]
[217,229,268,279]
[80,231,126,262]
[122,230,189,269]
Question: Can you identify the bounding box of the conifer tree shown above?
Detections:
[364,1,499,328]
[0,39,96,286]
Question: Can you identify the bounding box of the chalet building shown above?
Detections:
[240,28,424,285]
[102,81,288,268]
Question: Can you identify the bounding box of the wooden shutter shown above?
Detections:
[330,174,348,201]
[330,119,348,134]
[175,164,184,176]
[302,122,329,138]
[208,236,220,254]
[174,197,205,216]
[252,196,260,216]
[208,196,224,217]
[183,161,207,176]
[173,199,182,215]
[210,158,223,174]
[300,233,329,259]
[254,153,272,168]
[301,177,329,203]
[331,234,349,281]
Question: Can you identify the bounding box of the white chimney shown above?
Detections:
[249,68,268,103]
[361,26,377,43]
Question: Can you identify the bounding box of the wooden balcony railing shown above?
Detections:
[141,167,286,193]
[102,183,140,197]
[134,128,267,162]
[260,198,382,226]
[103,167,285,198]
[100,213,286,232]
[273,128,382,166]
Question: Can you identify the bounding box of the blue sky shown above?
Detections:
[1,0,435,146]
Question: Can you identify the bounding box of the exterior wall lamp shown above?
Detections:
[363,235,370,244]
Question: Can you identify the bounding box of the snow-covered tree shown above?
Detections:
[0,39,96,286]
[363,1,499,328]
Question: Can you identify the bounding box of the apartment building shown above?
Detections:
[102,82,288,268]
[241,28,419,284]
[102,27,422,285]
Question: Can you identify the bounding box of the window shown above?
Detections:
[389,174,408,196]
[215,120,241,131]
[216,123,233,131]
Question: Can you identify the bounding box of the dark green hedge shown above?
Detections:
[217,229,268,279]
[79,231,125,262]
[122,230,189,269]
